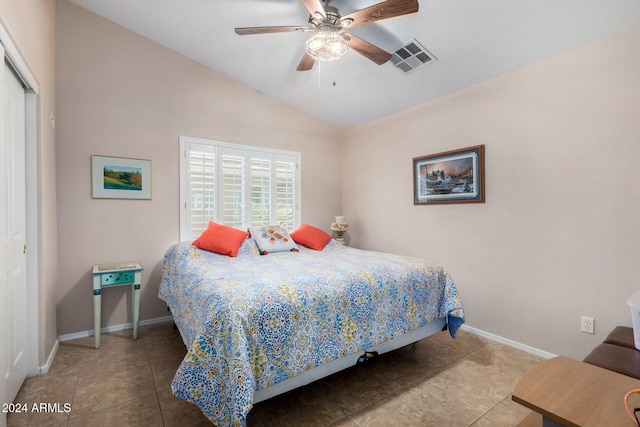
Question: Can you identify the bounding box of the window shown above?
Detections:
[180,136,301,241]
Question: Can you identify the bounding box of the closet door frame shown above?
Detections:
[1,20,42,382]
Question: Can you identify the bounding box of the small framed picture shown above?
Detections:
[91,155,151,199]
[413,145,485,205]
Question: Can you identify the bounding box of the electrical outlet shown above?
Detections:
[581,316,594,334]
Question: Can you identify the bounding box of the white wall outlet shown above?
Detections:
[581,316,594,334]
[49,112,55,130]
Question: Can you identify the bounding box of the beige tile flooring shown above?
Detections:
[7,322,542,427]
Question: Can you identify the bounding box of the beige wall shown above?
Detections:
[0,1,58,365]
[55,1,341,336]
[54,0,640,359]
[341,26,640,359]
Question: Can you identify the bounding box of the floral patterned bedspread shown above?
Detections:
[159,239,465,427]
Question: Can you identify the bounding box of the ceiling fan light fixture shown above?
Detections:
[305,25,348,62]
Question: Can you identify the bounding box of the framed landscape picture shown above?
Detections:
[413,145,485,205]
[92,155,151,199]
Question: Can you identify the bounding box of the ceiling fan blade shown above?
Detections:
[235,26,310,35]
[296,52,316,71]
[345,33,392,65]
[340,0,419,29]
[299,0,326,19]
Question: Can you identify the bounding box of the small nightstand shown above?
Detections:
[91,263,143,349]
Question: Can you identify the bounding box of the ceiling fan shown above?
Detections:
[234,0,419,71]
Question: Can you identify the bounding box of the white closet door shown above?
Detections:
[1,53,28,418]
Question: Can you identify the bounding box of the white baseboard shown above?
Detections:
[37,339,59,376]
[58,315,174,343]
[52,319,551,375]
[34,316,174,377]
[461,324,557,360]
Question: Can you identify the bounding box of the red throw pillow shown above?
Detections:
[192,222,249,257]
[290,224,332,250]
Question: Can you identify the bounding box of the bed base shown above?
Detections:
[253,317,446,403]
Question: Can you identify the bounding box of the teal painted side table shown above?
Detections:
[91,263,143,349]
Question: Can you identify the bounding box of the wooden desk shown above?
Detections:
[513,356,640,426]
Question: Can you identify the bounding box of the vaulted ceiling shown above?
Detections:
[68,0,640,127]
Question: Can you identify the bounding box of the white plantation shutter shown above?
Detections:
[276,161,296,231]
[187,144,216,240]
[180,137,301,241]
[221,155,244,229]
[250,159,271,227]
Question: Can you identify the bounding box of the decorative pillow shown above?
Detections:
[192,221,249,257]
[249,225,299,255]
[289,224,332,251]
[236,237,260,256]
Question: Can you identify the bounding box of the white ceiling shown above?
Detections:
[68,0,640,127]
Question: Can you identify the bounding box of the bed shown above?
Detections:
[159,237,465,427]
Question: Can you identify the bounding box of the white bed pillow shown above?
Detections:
[249,225,299,255]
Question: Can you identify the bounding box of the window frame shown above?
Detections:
[179,136,301,242]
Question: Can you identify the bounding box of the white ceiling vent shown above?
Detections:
[391,39,437,74]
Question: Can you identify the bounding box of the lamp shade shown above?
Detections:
[330,216,348,230]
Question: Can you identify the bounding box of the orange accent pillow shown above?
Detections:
[290,224,332,250]
[192,222,249,257]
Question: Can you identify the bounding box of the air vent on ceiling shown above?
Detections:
[391,39,437,74]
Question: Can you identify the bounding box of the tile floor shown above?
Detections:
[7,323,542,427]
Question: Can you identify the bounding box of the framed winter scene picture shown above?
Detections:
[413,145,485,205]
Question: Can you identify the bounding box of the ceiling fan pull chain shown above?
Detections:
[316,61,337,89]
[332,61,337,87]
